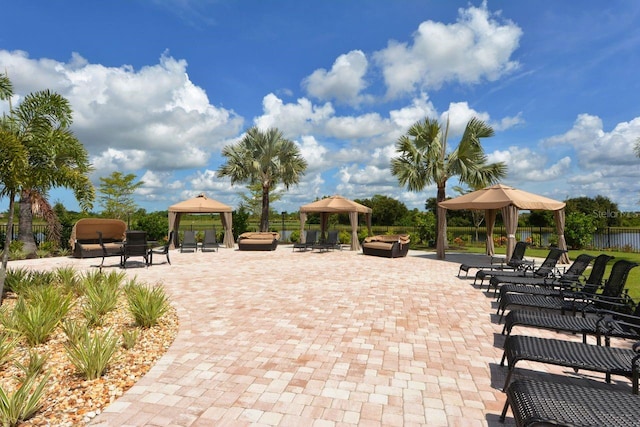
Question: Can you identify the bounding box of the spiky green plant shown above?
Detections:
[124,281,170,328]
[8,285,74,346]
[14,350,47,378]
[64,328,119,380]
[55,266,82,296]
[0,332,16,367]
[0,371,50,427]
[82,271,122,326]
[61,320,89,345]
[4,268,30,295]
[121,329,139,350]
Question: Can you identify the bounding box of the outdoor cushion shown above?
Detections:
[362,234,410,258]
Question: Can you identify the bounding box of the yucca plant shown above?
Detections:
[8,285,74,346]
[0,332,16,367]
[121,329,139,350]
[14,350,47,378]
[64,328,119,380]
[124,281,170,328]
[61,320,89,345]
[83,276,121,326]
[4,268,32,296]
[55,266,82,296]
[0,371,50,427]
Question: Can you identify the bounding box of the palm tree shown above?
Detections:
[11,90,94,256]
[391,116,506,259]
[218,127,307,231]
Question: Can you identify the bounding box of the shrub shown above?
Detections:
[64,328,119,380]
[82,272,122,326]
[61,320,89,345]
[0,371,50,427]
[125,281,170,328]
[565,212,596,249]
[4,268,31,295]
[56,267,82,297]
[8,241,26,260]
[338,230,351,245]
[289,230,300,243]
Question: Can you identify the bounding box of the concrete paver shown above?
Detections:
[10,247,635,426]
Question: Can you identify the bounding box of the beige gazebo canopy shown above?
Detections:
[438,184,569,263]
[299,195,372,251]
[168,194,234,248]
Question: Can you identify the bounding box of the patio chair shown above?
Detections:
[500,335,640,393]
[181,230,198,253]
[501,378,640,426]
[315,230,341,252]
[149,231,173,265]
[458,241,533,278]
[293,230,317,252]
[497,253,612,302]
[480,247,567,294]
[497,259,639,322]
[502,302,640,347]
[201,229,219,252]
[494,253,595,302]
[120,230,149,268]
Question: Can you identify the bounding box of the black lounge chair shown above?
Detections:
[497,253,612,302]
[500,335,640,393]
[293,230,317,252]
[502,303,640,347]
[201,229,219,252]
[501,378,640,426]
[120,230,149,268]
[315,230,341,252]
[497,259,639,322]
[149,231,173,265]
[181,230,198,253]
[458,241,533,278]
[479,247,566,293]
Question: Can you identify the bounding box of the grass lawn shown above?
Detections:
[447,245,640,302]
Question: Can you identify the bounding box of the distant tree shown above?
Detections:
[232,206,250,238]
[239,182,283,219]
[218,127,307,231]
[565,196,620,228]
[565,212,596,249]
[391,116,506,259]
[527,210,554,228]
[98,171,143,221]
[356,195,408,226]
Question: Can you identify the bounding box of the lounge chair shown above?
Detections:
[149,231,173,265]
[497,253,612,302]
[201,229,219,252]
[315,230,341,252]
[500,335,640,393]
[480,247,567,294]
[502,303,640,347]
[120,231,149,268]
[181,230,198,253]
[501,378,640,426]
[293,230,317,252]
[458,241,532,278]
[497,259,639,322]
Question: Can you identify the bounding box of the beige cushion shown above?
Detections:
[364,234,410,244]
[362,241,394,250]
[239,232,279,240]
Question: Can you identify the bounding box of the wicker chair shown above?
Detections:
[477,247,566,293]
[500,335,640,393]
[458,241,533,278]
[502,303,640,346]
[497,253,613,303]
[497,259,639,322]
[501,378,640,426]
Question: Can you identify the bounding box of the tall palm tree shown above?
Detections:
[12,90,94,256]
[391,116,506,259]
[218,127,307,231]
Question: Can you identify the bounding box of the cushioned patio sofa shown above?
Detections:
[362,234,410,258]
[70,218,127,258]
[237,232,280,251]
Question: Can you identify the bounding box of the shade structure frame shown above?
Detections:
[168,194,235,248]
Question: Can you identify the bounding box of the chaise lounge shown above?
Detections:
[362,234,410,258]
[237,232,279,251]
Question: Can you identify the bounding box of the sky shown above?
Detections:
[2,0,640,214]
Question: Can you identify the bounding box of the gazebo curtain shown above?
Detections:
[501,205,519,262]
[168,211,234,249]
[554,209,570,264]
[485,209,496,256]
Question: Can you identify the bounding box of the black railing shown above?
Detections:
[0,224,51,249]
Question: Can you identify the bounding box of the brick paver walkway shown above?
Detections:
[13,247,635,426]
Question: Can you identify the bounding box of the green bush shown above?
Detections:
[125,281,170,328]
[339,230,351,245]
[64,328,119,380]
[0,371,50,427]
[289,230,300,243]
[565,212,596,249]
[8,241,26,260]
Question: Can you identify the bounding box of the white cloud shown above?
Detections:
[489,146,572,182]
[373,3,522,98]
[302,50,370,106]
[254,93,335,136]
[0,49,244,174]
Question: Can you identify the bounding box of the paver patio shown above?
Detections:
[11,246,636,426]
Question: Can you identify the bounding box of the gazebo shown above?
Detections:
[168,194,234,248]
[438,184,569,263]
[299,195,372,251]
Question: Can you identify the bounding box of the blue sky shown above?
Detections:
[2,0,640,214]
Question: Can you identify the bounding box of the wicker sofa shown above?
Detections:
[362,234,410,258]
[70,218,127,258]
[237,232,280,251]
